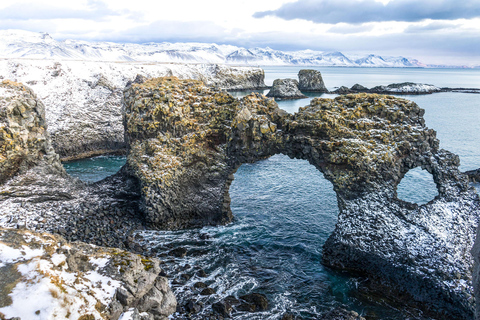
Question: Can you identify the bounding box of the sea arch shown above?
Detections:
[123,77,479,319]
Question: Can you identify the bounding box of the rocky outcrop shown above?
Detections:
[123,77,285,229]
[0,80,65,182]
[0,60,266,160]
[350,83,368,92]
[266,78,307,100]
[123,78,479,318]
[0,81,145,250]
[466,168,480,183]
[298,69,328,92]
[0,227,176,320]
[369,82,441,94]
[333,82,442,95]
[333,82,441,95]
[332,86,355,94]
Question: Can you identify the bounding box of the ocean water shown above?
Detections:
[64,67,480,319]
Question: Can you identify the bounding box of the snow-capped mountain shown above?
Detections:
[0,29,425,67]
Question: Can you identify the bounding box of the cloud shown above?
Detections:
[404,21,459,33]
[253,0,480,24]
[90,20,241,44]
[0,0,123,21]
[328,23,374,34]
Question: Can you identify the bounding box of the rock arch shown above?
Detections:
[123,77,479,318]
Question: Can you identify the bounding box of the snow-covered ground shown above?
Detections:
[0,29,425,68]
[0,227,175,320]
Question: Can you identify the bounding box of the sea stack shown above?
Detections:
[266,78,307,99]
[298,69,329,92]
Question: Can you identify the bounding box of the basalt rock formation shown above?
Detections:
[298,69,328,92]
[124,77,479,319]
[266,78,307,100]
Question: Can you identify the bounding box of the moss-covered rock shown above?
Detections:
[0,80,63,183]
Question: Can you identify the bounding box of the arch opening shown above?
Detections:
[396,167,438,205]
[62,154,126,183]
[225,153,343,316]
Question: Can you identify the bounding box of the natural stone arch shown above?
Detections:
[123,77,479,319]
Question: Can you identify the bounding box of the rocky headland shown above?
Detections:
[1,76,480,319]
[0,60,266,161]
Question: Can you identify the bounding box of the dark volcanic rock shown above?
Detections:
[266,78,307,99]
[332,86,355,94]
[351,83,369,91]
[200,287,216,295]
[212,301,233,317]
[465,168,480,182]
[123,79,479,319]
[239,293,268,311]
[298,69,328,92]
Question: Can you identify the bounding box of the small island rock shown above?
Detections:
[266,78,307,100]
[298,69,329,92]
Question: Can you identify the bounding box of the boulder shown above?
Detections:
[266,78,307,100]
[298,69,328,92]
[464,168,480,182]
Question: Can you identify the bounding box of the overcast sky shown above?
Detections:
[1,0,479,66]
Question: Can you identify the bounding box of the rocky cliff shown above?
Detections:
[0,60,266,160]
[123,78,479,319]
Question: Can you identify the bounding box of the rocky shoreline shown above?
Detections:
[1,69,480,320]
[264,69,480,99]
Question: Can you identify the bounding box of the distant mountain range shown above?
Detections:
[0,29,471,68]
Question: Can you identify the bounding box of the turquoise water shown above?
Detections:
[63,155,126,182]
[64,67,479,319]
